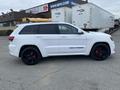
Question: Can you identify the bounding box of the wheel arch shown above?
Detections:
[19,45,42,57]
[89,42,111,56]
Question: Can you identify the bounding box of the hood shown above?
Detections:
[88,31,111,37]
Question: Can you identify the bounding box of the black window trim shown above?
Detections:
[19,24,79,35]
[19,24,59,35]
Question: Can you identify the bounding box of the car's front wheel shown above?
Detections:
[21,47,42,65]
[90,43,110,61]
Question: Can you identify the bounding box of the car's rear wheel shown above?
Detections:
[21,47,42,65]
[90,44,110,61]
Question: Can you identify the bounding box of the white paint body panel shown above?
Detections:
[8,22,115,58]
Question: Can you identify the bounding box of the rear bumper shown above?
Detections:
[9,44,19,57]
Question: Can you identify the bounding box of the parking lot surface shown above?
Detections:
[0,30,120,90]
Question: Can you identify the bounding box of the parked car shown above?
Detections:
[8,22,115,65]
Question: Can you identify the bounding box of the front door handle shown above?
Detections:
[61,36,67,38]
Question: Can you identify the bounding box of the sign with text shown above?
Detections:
[50,0,78,9]
[26,4,49,14]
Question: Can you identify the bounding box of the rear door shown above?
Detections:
[37,24,60,55]
[19,24,60,55]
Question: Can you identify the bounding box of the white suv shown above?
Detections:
[8,22,115,65]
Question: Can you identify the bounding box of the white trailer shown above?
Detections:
[72,3,114,30]
[51,7,72,23]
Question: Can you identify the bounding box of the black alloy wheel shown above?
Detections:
[21,47,42,65]
[90,44,110,60]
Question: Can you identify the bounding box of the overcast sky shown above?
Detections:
[0,0,119,18]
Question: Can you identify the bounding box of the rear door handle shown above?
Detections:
[61,36,67,38]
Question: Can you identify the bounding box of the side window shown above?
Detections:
[37,24,59,34]
[19,25,38,34]
[58,24,78,34]
[19,24,59,34]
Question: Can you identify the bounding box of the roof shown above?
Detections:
[17,22,77,28]
[17,22,71,26]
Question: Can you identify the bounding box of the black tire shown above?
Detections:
[21,47,42,65]
[90,44,110,61]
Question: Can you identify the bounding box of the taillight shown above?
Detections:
[8,36,15,41]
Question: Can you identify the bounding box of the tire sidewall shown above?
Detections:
[21,47,42,65]
[90,44,110,61]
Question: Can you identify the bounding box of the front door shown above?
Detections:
[53,24,87,55]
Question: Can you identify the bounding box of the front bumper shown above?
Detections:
[110,41,115,55]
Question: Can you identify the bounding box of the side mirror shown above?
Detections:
[78,31,84,35]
